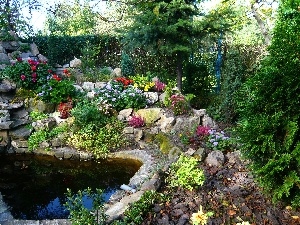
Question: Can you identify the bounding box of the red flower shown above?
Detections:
[48,69,52,73]
[52,74,61,81]
[31,65,36,71]
[20,74,26,81]
[17,57,22,62]
[32,73,37,78]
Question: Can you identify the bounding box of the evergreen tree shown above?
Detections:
[237,0,300,207]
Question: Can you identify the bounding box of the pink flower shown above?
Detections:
[32,72,37,78]
[20,74,26,81]
[32,78,37,82]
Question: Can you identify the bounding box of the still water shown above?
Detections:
[0,154,142,220]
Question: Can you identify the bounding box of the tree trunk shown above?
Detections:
[176,53,183,91]
[251,3,271,45]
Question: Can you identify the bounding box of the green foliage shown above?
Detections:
[38,76,77,104]
[68,118,127,158]
[64,188,106,225]
[28,123,69,151]
[167,154,205,191]
[155,133,174,154]
[70,100,111,129]
[2,59,51,91]
[121,52,135,77]
[44,0,97,36]
[112,190,158,225]
[236,1,300,207]
[29,111,48,121]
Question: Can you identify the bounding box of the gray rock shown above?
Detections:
[11,140,28,148]
[136,108,163,125]
[0,121,13,129]
[113,68,122,77]
[118,108,133,121]
[123,126,134,134]
[134,128,143,141]
[205,150,225,167]
[194,147,206,162]
[0,53,9,63]
[9,126,32,139]
[202,114,218,129]
[158,115,175,133]
[0,110,10,122]
[30,42,39,55]
[70,57,82,68]
[20,52,32,59]
[37,54,48,62]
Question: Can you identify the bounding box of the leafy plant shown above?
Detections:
[167,154,205,190]
[29,111,48,121]
[71,100,111,129]
[64,188,106,225]
[67,118,127,158]
[130,74,155,92]
[28,123,69,151]
[113,190,158,224]
[2,58,51,91]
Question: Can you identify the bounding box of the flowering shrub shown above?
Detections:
[2,58,51,90]
[170,94,191,115]
[179,126,211,148]
[37,72,76,105]
[206,129,232,152]
[154,79,166,92]
[190,205,213,225]
[95,81,148,111]
[128,114,145,128]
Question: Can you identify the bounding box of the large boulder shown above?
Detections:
[136,108,163,125]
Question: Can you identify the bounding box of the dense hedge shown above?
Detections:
[30,34,177,76]
[236,0,300,207]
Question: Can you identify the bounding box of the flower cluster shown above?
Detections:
[170,94,191,115]
[154,79,166,92]
[130,75,155,92]
[2,58,51,90]
[95,81,148,111]
[128,114,145,128]
[114,77,133,87]
[190,205,213,225]
[206,129,232,152]
[180,126,210,147]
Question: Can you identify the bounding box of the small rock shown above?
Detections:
[205,150,225,167]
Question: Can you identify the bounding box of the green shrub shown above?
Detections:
[121,52,135,77]
[166,154,205,190]
[68,118,127,158]
[71,100,111,129]
[236,1,300,207]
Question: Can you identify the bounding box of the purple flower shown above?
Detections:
[213,142,218,146]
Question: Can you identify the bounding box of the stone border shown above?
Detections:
[0,149,160,225]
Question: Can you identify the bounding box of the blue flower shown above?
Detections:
[213,142,218,146]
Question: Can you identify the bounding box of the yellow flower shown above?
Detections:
[144,85,149,92]
[236,222,251,225]
[190,206,209,225]
[133,83,138,88]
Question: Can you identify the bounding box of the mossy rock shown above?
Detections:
[155,132,177,154]
[136,108,163,125]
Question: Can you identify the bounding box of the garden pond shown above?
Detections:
[0,154,142,220]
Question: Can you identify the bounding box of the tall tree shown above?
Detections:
[121,0,208,90]
[44,0,97,36]
[0,0,40,35]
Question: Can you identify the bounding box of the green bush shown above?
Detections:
[236,1,300,207]
[67,118,127,158]
[166,154,205,191]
